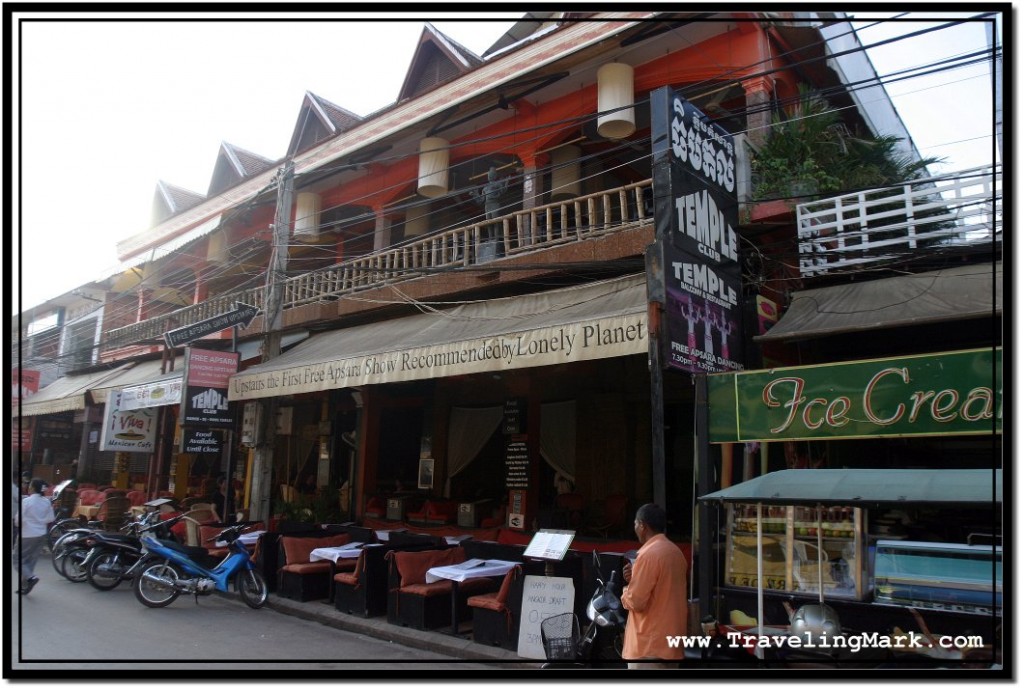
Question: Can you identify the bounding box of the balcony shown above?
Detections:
[103,180,654,351]
[796,165,1002,277]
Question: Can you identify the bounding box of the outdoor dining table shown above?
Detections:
[75,504,100,520]
[309,542,382,600]
[309,542,366,563]
[425,558,521,635]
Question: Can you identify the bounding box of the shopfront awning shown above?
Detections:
[230,274,649,401]
[18,364,133,417]
[699,469,1002,507]
[757,262,1001,342]
[90,355,185,409]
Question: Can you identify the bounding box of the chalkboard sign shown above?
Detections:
[504,439,529,489]
[503,398,525,434]
[517,575,576,659]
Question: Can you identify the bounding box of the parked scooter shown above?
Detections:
[84,511,179,590]
[541,551,627,667]
[133,522,268,609]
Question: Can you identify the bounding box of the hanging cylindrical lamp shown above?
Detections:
[597,63,636,139]
[550,145,582,201]
[293,191,322,239]
[417,137,450,198]
[206,229,228,264]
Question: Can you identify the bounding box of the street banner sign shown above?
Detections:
[163,302,259,348]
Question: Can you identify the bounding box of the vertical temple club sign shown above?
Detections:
[650,86,744,374]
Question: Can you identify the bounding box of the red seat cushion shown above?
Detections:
[466,593,503,611]
[402,581,454,597]
[335,571,359,586]
[282,561,332,575]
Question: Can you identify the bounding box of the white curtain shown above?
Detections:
[444,406,503,497]
[540,400,576,482]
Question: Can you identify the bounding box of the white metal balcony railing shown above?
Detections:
[796,165,1003,277]
[104,180,654,349]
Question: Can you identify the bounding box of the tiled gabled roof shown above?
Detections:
[287,91,364,157]
[208,142,275,196]
[398,22,484,102]
[151,180,205,225]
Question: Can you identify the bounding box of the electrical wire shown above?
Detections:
[19,14,1002,366]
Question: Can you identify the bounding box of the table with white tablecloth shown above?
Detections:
[426,559,521,635]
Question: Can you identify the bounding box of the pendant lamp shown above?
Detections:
[417,137,450,198]
[550,145,582,201]
[597,63,636,139]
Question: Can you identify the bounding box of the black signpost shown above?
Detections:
[650,86,744,375]
[163,303,260,349]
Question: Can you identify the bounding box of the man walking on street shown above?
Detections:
[621,503,688,669]
[14,478,54,595]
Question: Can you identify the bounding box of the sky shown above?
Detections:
[11,10,1003,312]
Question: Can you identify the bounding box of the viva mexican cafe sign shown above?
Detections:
[708,348,1002,442]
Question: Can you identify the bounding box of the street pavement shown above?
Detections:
[8,564,531,675]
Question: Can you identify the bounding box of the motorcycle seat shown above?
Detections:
[156,538,210,562]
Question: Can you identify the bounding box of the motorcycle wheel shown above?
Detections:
[51,546,71,576]
[236,569,268,609]
[61,548,90,583]
[133,560,181,608]
[86,550,126,591]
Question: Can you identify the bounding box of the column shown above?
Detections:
[742,77,774,149]
[372,205,391,252]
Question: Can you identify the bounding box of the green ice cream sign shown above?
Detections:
[709,348,1001,442]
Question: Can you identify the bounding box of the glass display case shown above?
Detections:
[724,503,866,599]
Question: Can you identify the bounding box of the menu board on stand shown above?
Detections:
[517,529,577,659]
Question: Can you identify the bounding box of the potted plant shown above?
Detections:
[751,86,937,202]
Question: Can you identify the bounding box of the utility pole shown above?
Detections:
[249,160,294,522]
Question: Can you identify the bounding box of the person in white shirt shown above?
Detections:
[14,478,54,595]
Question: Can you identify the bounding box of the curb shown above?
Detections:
[264,595,538,667]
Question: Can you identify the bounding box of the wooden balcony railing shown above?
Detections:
[796,165,1002,277]
[104,180,653,350]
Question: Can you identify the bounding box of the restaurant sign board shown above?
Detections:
[99,390,159,453]
[708,348,1002,442]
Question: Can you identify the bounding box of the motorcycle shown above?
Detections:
[133,522,268,609]
[83,511,179,591]
[541,551,627,668]
[52,511,173,584]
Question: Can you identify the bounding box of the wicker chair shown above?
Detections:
[95,495,132,531]
[55,488,79,517]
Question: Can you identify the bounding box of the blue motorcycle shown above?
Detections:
[133,522,268,609]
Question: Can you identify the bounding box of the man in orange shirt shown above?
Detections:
[621,503,688,669]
